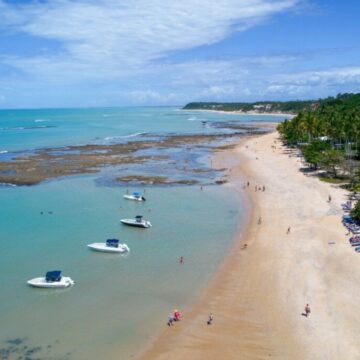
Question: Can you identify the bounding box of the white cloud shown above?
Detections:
[0,0,299,82]
[124,89,179,103]
[1,0,357,106]
[265,67,360,96]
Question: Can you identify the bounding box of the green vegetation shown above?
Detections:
[183,100,316,113]
[277,92,360,192]
[319,177,348,184]
[351,201,360,222]
[183,93,360,116]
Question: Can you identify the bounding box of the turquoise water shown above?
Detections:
[0,176,241,359]
[0,107,285,359]
[0,107,284,152]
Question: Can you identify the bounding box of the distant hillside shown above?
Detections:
[183,100,317,114]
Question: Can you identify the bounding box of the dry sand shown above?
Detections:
[138,131,360,360]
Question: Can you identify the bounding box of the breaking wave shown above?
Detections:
[104,132,147,141]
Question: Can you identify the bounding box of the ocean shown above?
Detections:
[0,107,285,359]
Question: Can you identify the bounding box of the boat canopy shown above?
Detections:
[133,192,141,197]
[106,239,119,247]
[135,215,143,222]
[46,270,62,282]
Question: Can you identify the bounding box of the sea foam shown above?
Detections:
[104,132,147,141]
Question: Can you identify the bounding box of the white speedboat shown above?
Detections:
[123,192,146,201]
[121,215,152,228]
[88,239,130,253]
[27,271,74,288]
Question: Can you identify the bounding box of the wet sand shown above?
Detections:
[138,131,360,359]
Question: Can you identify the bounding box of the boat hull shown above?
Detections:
[123,195,144,201]
[27,276,74,288]
[121,219,151,228]
[87,243,130,253]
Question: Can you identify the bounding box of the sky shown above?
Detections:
[0,0,359,108]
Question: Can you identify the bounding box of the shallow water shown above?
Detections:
[0,176,241,359]
[0,107,285,359]
[0,107,284,152]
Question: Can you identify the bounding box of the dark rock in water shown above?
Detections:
[6,338,27,345]
[24,346,41,356]
[0,348,9,359]
[0,130,262,186]
[0,337,71,360]
[115,175,198,185]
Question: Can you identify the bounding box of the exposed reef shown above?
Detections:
[0,124,270,186]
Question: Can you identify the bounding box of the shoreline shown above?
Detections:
[138,130,360,359]
[182,108,295,118]
[135,134,256,360]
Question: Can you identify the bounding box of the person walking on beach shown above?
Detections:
[287,227,291,234]
[258,217,262,225]
[328,195,332,203]
[262,186,265,192]
[167,314,174,326]
[207,313,214,325]
[304,304,311,317]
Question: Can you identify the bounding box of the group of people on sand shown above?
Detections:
[254,185,266,192]
[243,181,266,193]
[246,139,315,321]
[167,309,214,327]
[167,309,182,326]
[169,259,214,327]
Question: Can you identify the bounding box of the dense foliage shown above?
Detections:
[351,201,360,222]
[279,94,360,146]
[278,93,360,186]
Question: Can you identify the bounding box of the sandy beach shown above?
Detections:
[139,130,360,360]
[183,108,295,118]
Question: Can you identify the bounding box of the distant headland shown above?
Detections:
[183,94,360,115]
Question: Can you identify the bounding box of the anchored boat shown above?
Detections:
[88,239,130,253]
[123,192,146,201]
[27,270,74,288]
[121,215,152,228]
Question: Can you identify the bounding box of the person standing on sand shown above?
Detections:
[258,217,262,225]
[287,227,291,234]
[167,314,174,326]
[304,304,311,317]
[328,195,332,203]
[207,313,214,325]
